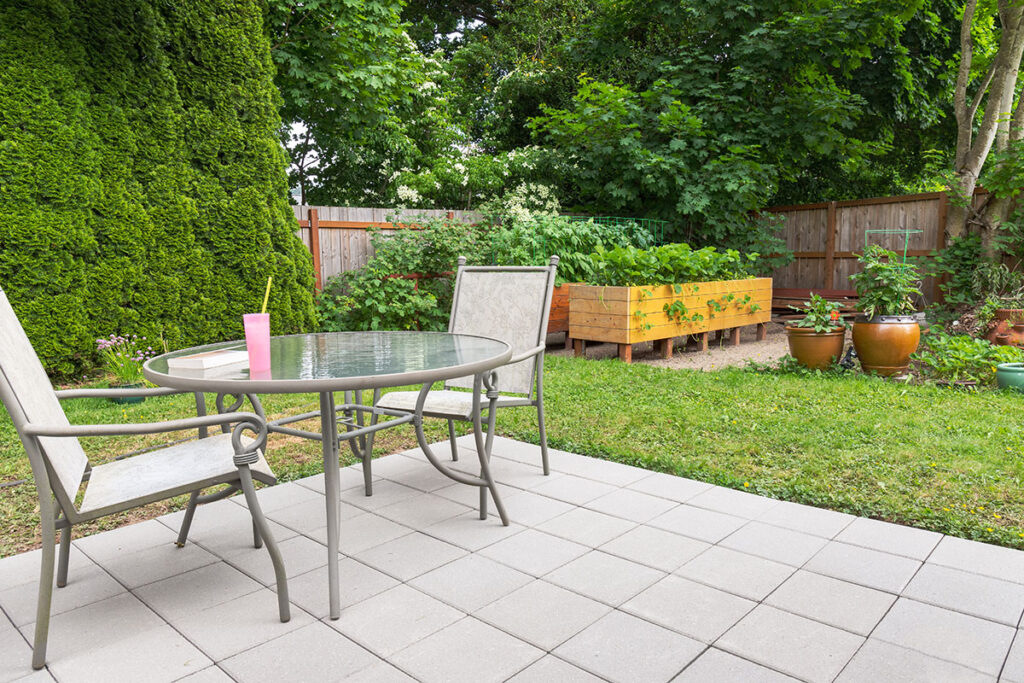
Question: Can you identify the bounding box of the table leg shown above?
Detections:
[319,391,342,620]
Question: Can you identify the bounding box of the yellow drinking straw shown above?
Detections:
[261,276,273,314]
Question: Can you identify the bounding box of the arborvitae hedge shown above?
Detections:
[0,0,315,377]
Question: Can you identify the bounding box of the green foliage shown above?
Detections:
[584,243,758,287]
[912,326,1024,384]
[850,246,923,317]
[789,295,848,334]
[315,219,491,331]
[0,0,315,377]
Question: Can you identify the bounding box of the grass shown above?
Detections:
[2,354,1024,557]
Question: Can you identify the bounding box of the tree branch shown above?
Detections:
[967,58,997,123]
[954,0,978,169]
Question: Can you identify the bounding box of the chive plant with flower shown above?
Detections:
[96,334,156,385]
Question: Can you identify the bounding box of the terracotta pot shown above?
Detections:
[985,309,1024,345]
[785,325,846,370]
[851,316,921,377]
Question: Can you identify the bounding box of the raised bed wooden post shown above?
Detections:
[728,327,741,346]
[756,322,768,341]
[654,338,674,359]
[617,344,632,363]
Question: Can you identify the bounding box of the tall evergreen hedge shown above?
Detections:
[0,0,315,377]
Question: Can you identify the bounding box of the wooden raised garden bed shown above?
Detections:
[546,283,576,349]
[569,278,773,362]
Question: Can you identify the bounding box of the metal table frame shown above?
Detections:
[145,331,512,619]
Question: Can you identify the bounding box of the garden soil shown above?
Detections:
[547,322,790,371]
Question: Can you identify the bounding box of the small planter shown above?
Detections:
[996,363,1024,393]
[785,326,846,370]
[851,316,920,377]
[109,382,145,405]
[985,309,1024,345]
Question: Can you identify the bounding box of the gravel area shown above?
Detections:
[547,322,790,371]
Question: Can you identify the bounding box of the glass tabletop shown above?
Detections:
[144,331,512,393]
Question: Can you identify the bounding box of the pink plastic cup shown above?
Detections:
[243,313,271,372]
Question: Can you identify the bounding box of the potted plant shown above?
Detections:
[96,334,156,404]
[785,294,848,369]
[848,245,923,376]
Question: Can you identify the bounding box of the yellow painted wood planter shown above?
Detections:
[569,278,772,361]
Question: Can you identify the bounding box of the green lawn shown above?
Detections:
[2,355,1024,557]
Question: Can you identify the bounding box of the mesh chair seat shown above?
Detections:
[80,433,275,517]
[375,390,533,421]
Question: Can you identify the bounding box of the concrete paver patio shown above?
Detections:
[2,436,1024,682]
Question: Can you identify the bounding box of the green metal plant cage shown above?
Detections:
[864,227,923,263]
[566,215,668,247]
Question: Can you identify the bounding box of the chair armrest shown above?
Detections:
[508,344,546,365]
[55,387,187,400]
[22,411,264,439]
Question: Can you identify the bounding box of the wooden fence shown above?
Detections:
[291,206,479,289]
[767,190,986,305]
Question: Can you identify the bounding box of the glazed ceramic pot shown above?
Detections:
[996,363,1024,393]
[851,316,920,377]
[785,326,846,370]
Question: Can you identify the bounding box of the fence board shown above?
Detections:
[766,190,979,304]
[291,205,480,284]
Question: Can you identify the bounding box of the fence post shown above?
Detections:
[309,208,323,292]
[935,192,948,303]
[824,201,838,289]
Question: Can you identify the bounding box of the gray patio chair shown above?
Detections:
[0,288,290,670]
[372,255,559,491]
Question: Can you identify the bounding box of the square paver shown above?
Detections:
[835,639,992,683]
[295,465,375,496]
[1000,631,1024,683]
[530,475,617,506]
[410,554,532,613]
[648,505,746,543]
[927,535,1024,584]
[371,454,455,492]
[757,500,855,539]
[488,459,556,491]
[718,605,863,683]
[765,570,895,636]
[221,621,379,682]
[170,589,314,661]
[545,551,665,606]
[284,557,398,619]
[375,493,471,528]
[176,668,234,682]
[902,562,1024,626]
[507,655,604,682]
[599,525,709,572]
[74,519,177,563]
[308,512,409,555]
[267,498,362,534]
[686,486,780,518]
[475,580,610,650]
[480,529,589,577]
[584,488,679,523]
[19,593,164,663]
[230,481,323,513]
[0,556,125,627]
[622,575,755,642]
[554,610,703,683]
[537,508,636,548]
[224,534,327,587]
[501,490,575,527]
[341,480,422,512]
[871,598,1014,676]
[676,546,794,601]
[804,541,920,593]
[390,617,543,683]
[354,532,466,581]
[835,517,942,560]
[329,584,463,656]
[672,648,799,682]
[46,624,211,683]
[626,472,713,503]
[720,521,827,567]
[133,562,262,621]
[98,540,220,589]
[421,512,525,552]
[550,453,649,486]
[0,615,36,683]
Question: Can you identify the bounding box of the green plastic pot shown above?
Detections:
[996,363,1024,393]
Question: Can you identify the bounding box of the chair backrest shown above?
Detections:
[446,256,558,396]
[0,288,87,508]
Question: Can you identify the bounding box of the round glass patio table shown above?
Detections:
[145,331,511,619]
